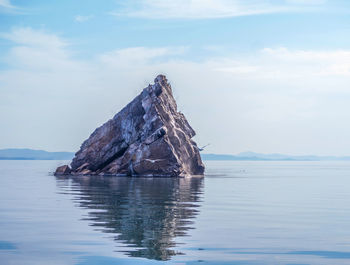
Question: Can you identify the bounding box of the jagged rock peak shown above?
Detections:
[55,74,205,177]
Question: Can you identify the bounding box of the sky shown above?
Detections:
[0,0,350,155]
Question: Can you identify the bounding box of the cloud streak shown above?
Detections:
[111,0,326,19]
[74,15,94,22]
[1,27,67,48]
[214,47,350,78]
[0,0,13,8]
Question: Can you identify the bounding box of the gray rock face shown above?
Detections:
[55,75,204,177]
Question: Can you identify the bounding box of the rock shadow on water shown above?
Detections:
[56,175,204,261]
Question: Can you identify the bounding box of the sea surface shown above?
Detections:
[1,160,350,265]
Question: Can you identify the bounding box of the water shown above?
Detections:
[1,160,350,265]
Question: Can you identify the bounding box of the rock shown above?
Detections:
[56,74,205,177]
[55,165,71,175]
[80,169,92,175]
[76,162,89,172]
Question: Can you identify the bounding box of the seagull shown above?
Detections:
[145,159,165,164]
[198,143,210,151]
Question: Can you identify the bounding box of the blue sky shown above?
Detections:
[1,0,350,155]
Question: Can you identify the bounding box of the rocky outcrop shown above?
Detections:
[55,75,205,177]
[55,165,71,175]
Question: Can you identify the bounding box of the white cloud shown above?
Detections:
[0,0,13,8]
[1,28,72,72]
[214,65,259,74]
[111,0,327,19]
[261,48,350,76]
[2,27,67,48]
[98,46,187,67]
[286,0,326,5]
[1,28,350,155]
[112,0,290,19]
[214,48,350,78]
[74,15,94,22]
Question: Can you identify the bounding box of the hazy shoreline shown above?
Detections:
[1,149,350,161]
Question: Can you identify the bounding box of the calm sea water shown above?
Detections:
[1,160,350,265]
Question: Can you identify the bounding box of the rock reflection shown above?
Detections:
[56,176,204,261]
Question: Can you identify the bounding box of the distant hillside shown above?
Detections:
[201,152,350,161]
[0,149,74,160]
[1,149,350,161]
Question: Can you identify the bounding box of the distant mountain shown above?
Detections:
[0,149,74,160]
[1,149,350,161]
[201,152,350,161]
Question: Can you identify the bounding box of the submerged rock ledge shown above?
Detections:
[55,75,205,177]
